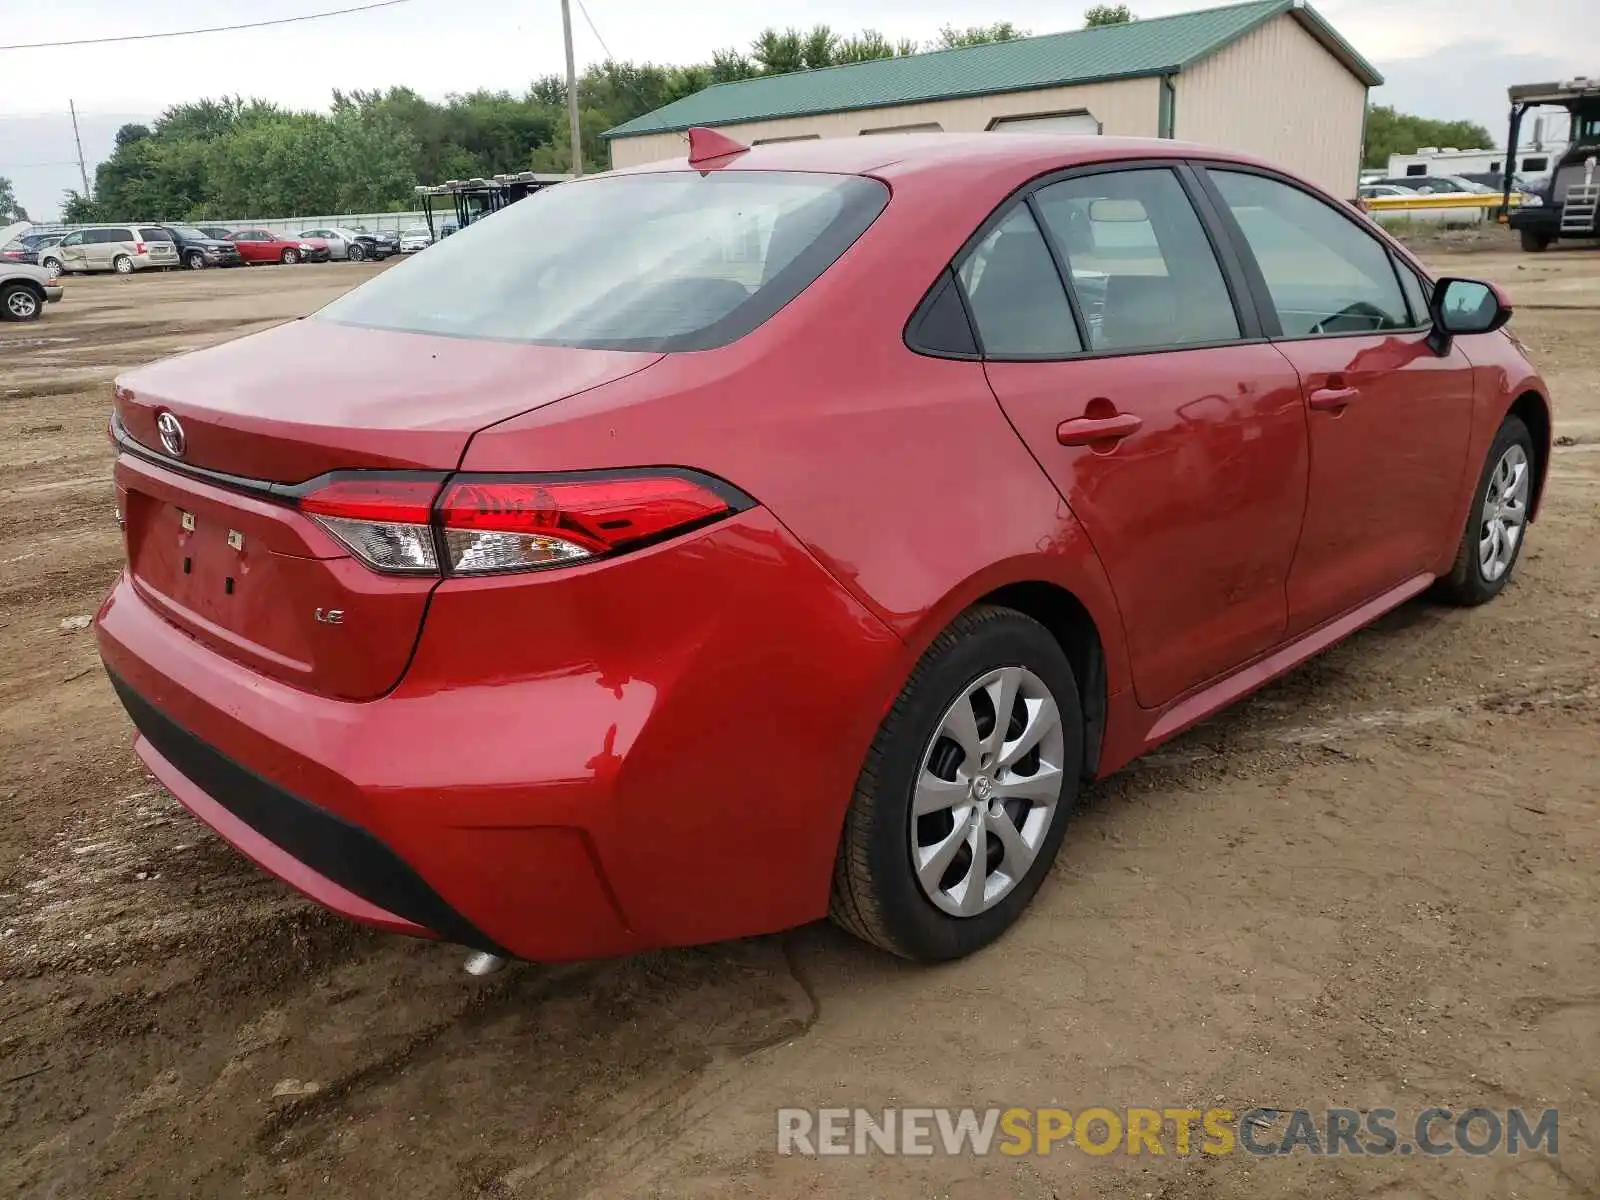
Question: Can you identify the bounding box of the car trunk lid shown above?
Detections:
[114,318,663,699]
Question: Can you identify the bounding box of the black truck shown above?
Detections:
[1505,78,1600,252]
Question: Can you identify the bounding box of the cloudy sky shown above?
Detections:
[1,0,1590,217]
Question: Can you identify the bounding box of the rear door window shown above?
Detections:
[956,206,1081,357]
[320,172,889,352]
[1208,170,1410,337]
[1032,168,1240,351]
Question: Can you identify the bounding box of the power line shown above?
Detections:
[0,0,414,51]
[574,0,613,61]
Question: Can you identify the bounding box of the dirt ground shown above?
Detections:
[1,249,1597,1200]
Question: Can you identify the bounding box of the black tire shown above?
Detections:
[1520,228,1551,253]
[830,605,1083,961]
[1,282,43,322]
[113,254,134,274]
[1433,415,1536,606]
[185,250,206,270]
[347,242,367,263]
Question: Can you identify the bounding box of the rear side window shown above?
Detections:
[1209,170,1409,337]
[1033,168,1240,351]
[319,172,889,352]
[956,206,1081,357]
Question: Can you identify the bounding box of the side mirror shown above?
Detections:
[1428,277,1512,353]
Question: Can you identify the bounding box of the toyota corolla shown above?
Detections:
[97,131,1550,964]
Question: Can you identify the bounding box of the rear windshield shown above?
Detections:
[171,227,209,240]
[140,228,173,241]
[318,171,889,352]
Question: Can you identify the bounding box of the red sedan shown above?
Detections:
[226,228,326,264]
[98,131,1550,964]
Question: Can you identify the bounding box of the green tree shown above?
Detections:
[1083,4,1136,26]
[1362,105,1494,169]
[933,22,1029,49]
[61,190,99,223]
[65,22,979,215]
[0,176,27,222]
[836,31,902,63]
[709,48,757,82]
[801,25,838,70]
[751,27,808,74]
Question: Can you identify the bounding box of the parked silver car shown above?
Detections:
[1,262,64,321]
[51,226,178,274]
[296,227,395,262]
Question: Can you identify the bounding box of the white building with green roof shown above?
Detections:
[604,0,1382,197]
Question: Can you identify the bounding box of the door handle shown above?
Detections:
[1056,412,1143,446]
[1308,386,1359,411]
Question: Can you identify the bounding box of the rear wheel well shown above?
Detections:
[1509,390,1551,520]
[980,581,1107,778]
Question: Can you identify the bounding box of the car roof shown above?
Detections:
[615,132,1287,185]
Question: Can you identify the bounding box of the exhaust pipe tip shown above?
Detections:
[463,950,509,977]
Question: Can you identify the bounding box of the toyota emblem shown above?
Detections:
[156,411,186,458]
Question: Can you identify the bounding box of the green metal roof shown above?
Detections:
[605,0,1382,139]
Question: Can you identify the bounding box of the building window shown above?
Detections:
[859,122,942,135]
[1522,156,1549,172]
[987,111,1101,135]
[1405,164,1427,176]
[752,134,821,145]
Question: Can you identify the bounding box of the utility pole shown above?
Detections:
[560,0,583,177]
[69,99,91,196]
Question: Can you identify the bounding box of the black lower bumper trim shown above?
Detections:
[107,670,506,954]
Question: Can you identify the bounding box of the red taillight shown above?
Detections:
[299,476,443,574]
[135,242,146,255]
[297,471,746,576]
[437,473,737,575]
[299,477,439,525]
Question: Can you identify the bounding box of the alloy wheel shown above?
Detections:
[910,665,1065,917]
[5,289,39,319]
[1479,443,1530,582]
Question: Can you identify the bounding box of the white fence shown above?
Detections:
[28,210,441,237]
[203,211,440,236]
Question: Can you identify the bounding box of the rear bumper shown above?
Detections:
[96,508,903,960]
[110,670,502,949]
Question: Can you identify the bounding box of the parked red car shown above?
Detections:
[98,132,1550,965]
[226,228,326,264]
